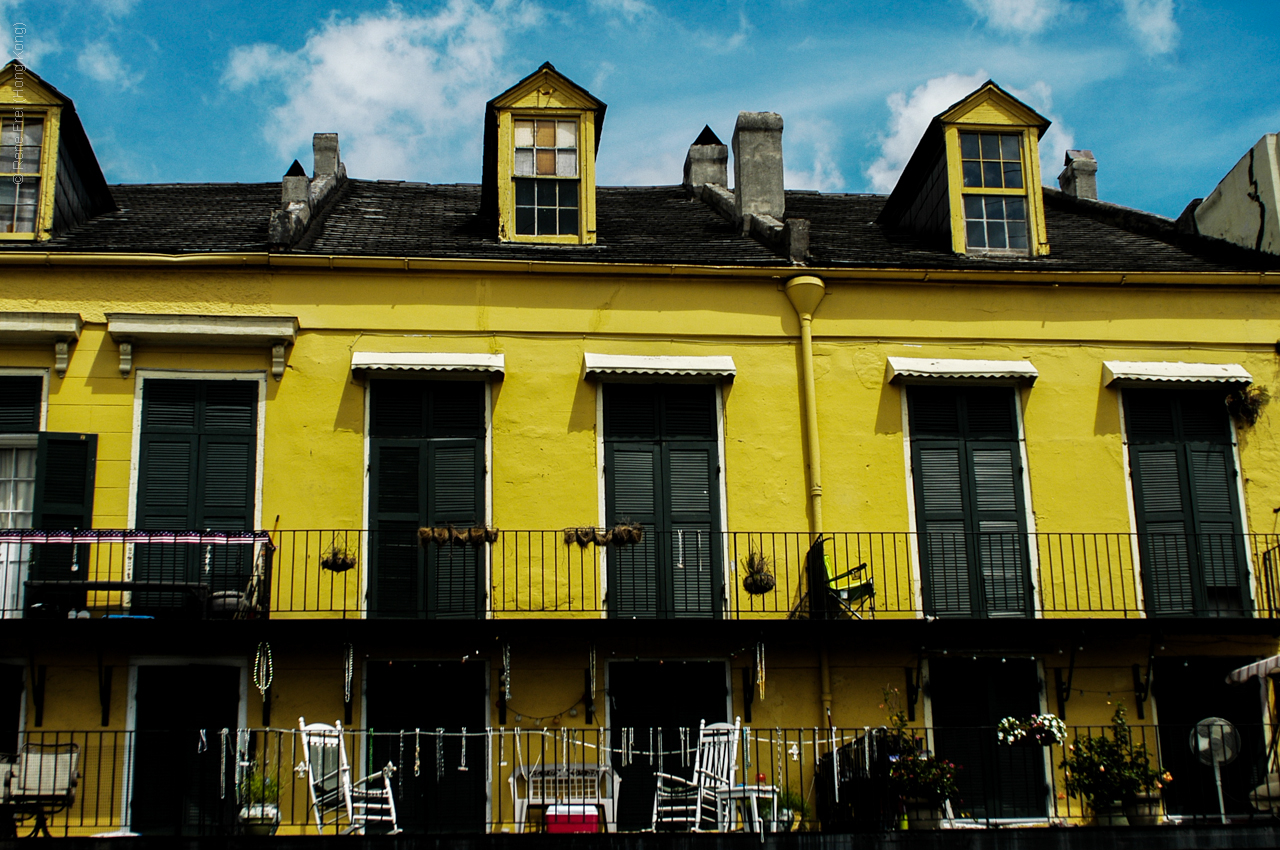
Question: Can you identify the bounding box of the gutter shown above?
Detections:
[0,251,1278,287]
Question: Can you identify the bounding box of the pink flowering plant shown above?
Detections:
[1059,703,1171,808]
[997,713,1067,745]
[881,687,960,805]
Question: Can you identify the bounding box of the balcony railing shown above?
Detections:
[4,530,1280,621]
[6,722,1268,836]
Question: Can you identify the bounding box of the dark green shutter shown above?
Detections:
[0,376,41,433]
[1126,389,1247,616]
[27,433,97,612]
[910,387,1030,618]
[604,385,721,619]
[605,443,660,618]
[368,381,484,619]
[134,381,256,610]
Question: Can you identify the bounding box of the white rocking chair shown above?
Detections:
[652,717,741,832]
[297,717,401,835]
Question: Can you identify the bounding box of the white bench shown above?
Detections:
[509,762,621,833]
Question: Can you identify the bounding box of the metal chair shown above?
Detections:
[297,718,400,835]
[6,742,80,838]
[652,717,741,831]
[790,536,874,620]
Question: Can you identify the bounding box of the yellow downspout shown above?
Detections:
[785,274,832,725]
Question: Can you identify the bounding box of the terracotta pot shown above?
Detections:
[1092,801,1129,827]
[1123,793,1162,826]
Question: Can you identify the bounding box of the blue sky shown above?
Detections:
[5,0,1279,218]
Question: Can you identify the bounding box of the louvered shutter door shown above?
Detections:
[1188,447,1247,613]
[914,444,972,617]
[28,433,97,610]
[1130,447,1195,615]
[197,384,257,595]
[665,445,719,618]
[606,443,660,618]
[135,383,200,607]
[0,376,41,433]
[426,440,483,618]
[370,442,422,617]
[970,445,1029,616]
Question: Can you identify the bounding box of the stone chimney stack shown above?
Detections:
[683,125,728,191]
[732,112,785,225]
[270,132,347,249]
[1058,150,1098,200]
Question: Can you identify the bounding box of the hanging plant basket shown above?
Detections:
[419,526,499,547]
[611,522,644,546]
[1226,384,1270,428]
[741,551,776,595]
[320,549,357,573]
[562,524,643,547]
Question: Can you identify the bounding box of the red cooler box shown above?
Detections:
[545,804,599,833]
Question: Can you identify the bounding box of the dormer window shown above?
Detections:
[1,115,43,233]
[877,81,1050,258]
[513,119,579,236]
[481,62,605,245]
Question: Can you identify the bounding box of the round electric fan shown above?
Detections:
[1190,717,1239,823]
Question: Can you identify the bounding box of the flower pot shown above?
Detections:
[743,571,776,594]
[239,804,280,836]
[1250,773,1280,812]
[1092,801,1129,827]
[1123,793,1161,826]
[902,798,943,830]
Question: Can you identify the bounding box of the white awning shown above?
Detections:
[1103,361,1252,387]
[1226,655,1280,684]
[886,357,1038,384]
[351,351,505,377]
[583,353,736,380]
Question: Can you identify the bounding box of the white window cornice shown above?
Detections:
[1102,360,1252,387]
[0,311,82,378]
[887,356,1038,384]
[351,351,505,378]
[105,313,298,380]
[582,353,736,381]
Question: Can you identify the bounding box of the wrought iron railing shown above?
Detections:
[4,530,1280,621]
[5,722,1267,836]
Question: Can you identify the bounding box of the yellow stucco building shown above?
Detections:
[3,59,1280,838]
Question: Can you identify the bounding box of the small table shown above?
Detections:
[716,784,779,834]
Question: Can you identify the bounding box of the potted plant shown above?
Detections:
[881,687,958,829]
[238,767,281,835]
[774,788,810,831]
[997,713,1067,746]
[741,550,776,595]
[1059,703,1170,826]
[320,545,357,573]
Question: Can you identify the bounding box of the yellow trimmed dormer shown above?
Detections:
[879,80,1051,257]
[482,63,605,245]
[0,60,113,241]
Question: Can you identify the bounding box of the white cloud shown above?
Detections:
[587,0,654,24]
[700,8,752,54]
[76,39,136,88]
[865,71,987,192]
[784,119,845,192]
[1120,0,1178,55]
[222,0,541,180]
[91,0,138,17]
[864,72,1074,193]
[962,0,1066,35]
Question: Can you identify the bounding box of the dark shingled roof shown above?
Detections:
[7,179,1278,273]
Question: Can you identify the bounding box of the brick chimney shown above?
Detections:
[1058,150,1098,200]
[269,133,347,249]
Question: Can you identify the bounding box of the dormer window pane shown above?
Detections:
[514,149,534,176]
[514,178,579,236]
[514,121,534,148]
[556,150,576,177]
[1,178,39,233]
[1,118,43,175]
[964,195,1028,252]
[556,122,576,147]
[535,122,556,148]
[514,119,578,180]
[960,131,1023,189]
[536,149,556,175]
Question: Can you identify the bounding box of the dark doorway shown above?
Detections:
[929,658,1047,820]
[0,664,21,755]
[1153,657,1266,818]
[607,660,728,831]
[365,659,488,833]
[131,665,240,835]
